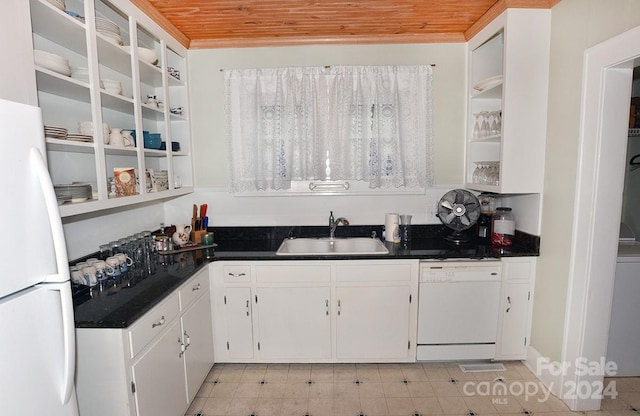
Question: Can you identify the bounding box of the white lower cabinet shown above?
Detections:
[495,257,536,360]
[221,287,254,359]
[255,286,332,361]
[336,285,412,361]
[335,262,416,361]
[131,319,186,416]
[211,260,419,363]
[182,293,215,402]
[76,267,214,416]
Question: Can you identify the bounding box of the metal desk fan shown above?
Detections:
[436,189,481,244]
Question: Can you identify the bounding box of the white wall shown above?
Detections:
[188,43,467,188]
[62,203,165,260]
[164,43,469,229]
[532,0,640,362]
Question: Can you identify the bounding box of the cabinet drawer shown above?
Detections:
[336,264,412,282]
[129,294,180,358]
[180,269,210,310]
[256,265,330,282]
[223,265,252,282]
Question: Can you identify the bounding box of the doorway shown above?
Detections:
[562,26,640,411]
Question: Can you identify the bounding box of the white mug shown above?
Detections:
[105,256,121,277]
[93,260,114,281]
[70,268,86,286]
[75,261,89,270]
[115,253,133,267]
[81,266,98,286]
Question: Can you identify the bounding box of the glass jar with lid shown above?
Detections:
[491,207,515,247]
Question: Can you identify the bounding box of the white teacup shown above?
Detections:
[105,256,121,277]
[75,262,89,270]
[93,260,114,281]
[115,253,133,266]
[81,266,98,286]
[70,268,86,286]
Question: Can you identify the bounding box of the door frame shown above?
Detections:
[562,25,639,411]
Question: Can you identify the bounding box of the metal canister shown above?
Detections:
[155,235,170,252]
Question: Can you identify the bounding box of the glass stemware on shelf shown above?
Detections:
[472,161,500,186]
[472,111,501,140]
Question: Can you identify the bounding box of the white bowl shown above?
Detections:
[121,45,158,65]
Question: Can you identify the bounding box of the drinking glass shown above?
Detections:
[490,111,500,136]
[480,111,490,138]
[399,215,412,248]
[472,163,481,183]
[473,113,481,140]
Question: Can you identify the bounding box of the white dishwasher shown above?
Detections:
[417,261,502,361]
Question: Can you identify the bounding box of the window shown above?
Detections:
[224,65,434,193]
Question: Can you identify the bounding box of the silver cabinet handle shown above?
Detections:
[152,316,166,328]
[178,337,186,358]
[184,330,191,349]
[192,283,201,291]
[337,299,341,316]
[325,299,329,316]
[506,296,511,313]
[246,300,250,316]
[228,272,246,277]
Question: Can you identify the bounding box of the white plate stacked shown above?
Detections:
[70,67,105,88]
[44,125,68,140]
[154,170,169,190]
[101,78,122,95]
[95,16,124,46]
[34,50,71,76]
[45,0,65,11]
[66,134,93,143]
[70,67,89,83]
[54,183,92,203]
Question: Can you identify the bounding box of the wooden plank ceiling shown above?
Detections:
[130,0,559,49]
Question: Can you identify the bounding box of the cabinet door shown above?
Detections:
[131,319,187,416]
[496,282,530,359]
[255,286,331,360]
[182,293,214,403]
[223,287,254,359]
[336,285,411,361]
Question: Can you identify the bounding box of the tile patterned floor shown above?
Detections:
[185,362,640,416]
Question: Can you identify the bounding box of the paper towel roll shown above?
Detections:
[385,213,400,243]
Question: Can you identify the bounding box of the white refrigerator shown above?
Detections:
[0,98,79,415]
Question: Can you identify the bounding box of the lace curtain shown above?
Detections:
[224,65,433,192]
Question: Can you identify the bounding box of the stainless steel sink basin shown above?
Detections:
[276,237,389,256]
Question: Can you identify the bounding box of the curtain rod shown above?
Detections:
[219,64,436,72]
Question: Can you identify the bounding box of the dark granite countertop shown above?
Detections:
[209,224,539,260]
[73,251,211,329]
[73,224,538,329]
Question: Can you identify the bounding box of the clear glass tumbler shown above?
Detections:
[399,214,412,248]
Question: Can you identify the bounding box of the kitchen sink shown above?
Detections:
[276,237,389,256]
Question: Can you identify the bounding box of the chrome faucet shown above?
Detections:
[329,211,349,239]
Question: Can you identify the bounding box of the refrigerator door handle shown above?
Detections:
[30,148,70,283]
[55,282,76,404]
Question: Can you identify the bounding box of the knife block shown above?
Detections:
[192,229,207,245]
